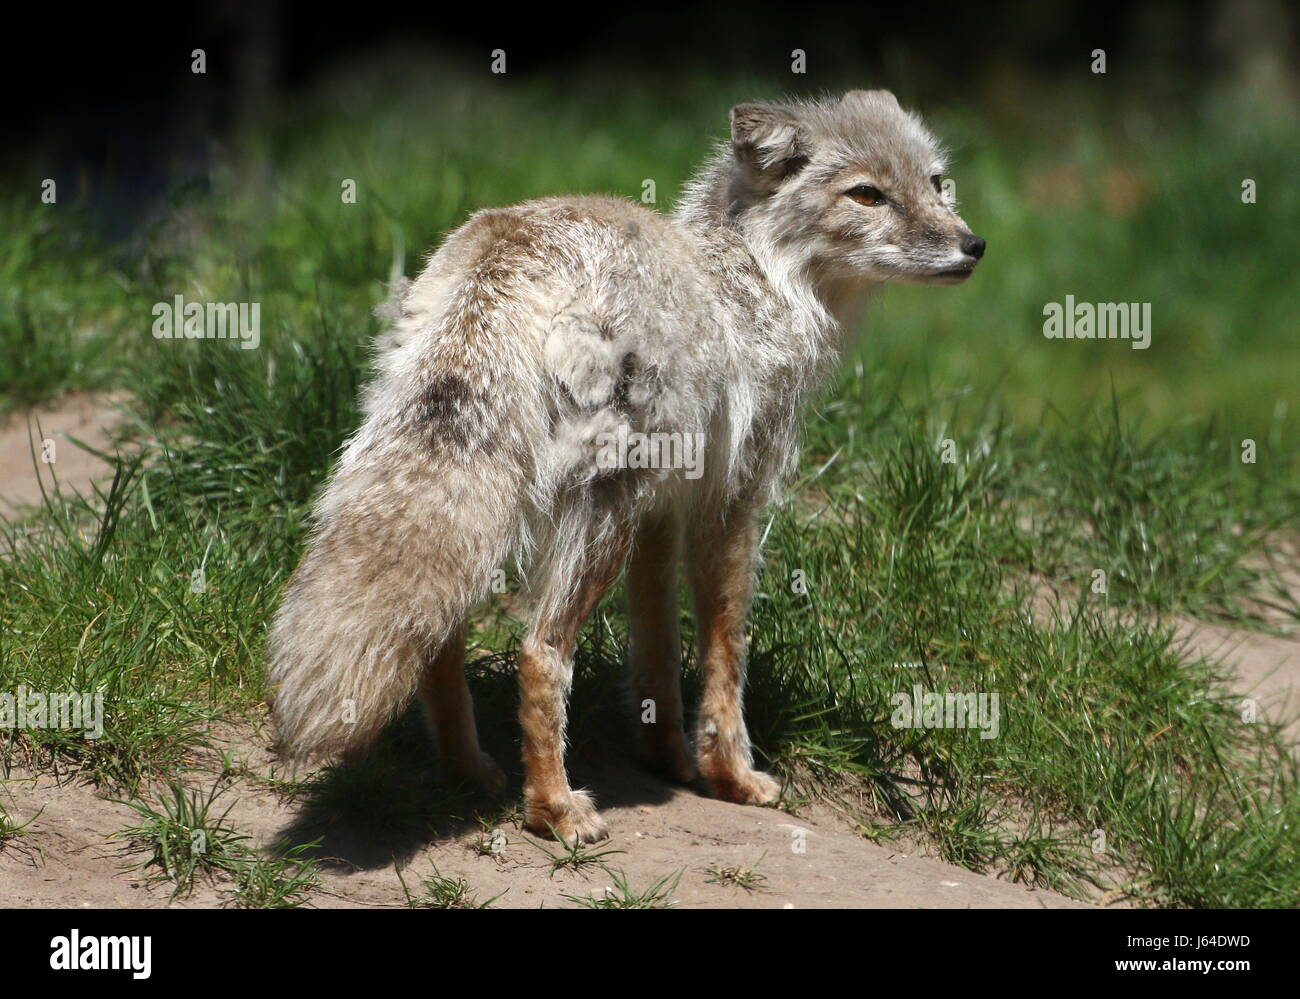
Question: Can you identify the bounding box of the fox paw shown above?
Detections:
[700,763,781,807]
[638,735,700,786]
[446,752,508,796]
[524,788,609,843]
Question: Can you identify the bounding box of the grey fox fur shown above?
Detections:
[267,89,984,842]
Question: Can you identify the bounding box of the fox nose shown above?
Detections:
[960,234,986,259]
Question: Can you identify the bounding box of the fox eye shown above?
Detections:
[846,185,885,207]
[931,174,944,194]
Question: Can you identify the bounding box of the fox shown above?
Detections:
[267,89,985,843]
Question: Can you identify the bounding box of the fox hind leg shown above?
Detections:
[518,513,632,843]
[419,624,506,794]
[627,514,697,785]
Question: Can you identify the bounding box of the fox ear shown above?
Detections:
[730,103,809,175]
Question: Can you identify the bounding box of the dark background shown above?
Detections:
[10,1,1292,150]
[5,0,1294,242]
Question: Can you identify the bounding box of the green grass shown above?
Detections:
[530,831,626,877]
[0,199,128,412]
[113,779,249,895]
[112,778,323,905]
[1,60,1297,907]
[225,842,322,909]
[562,868,682,909]
[0,794,38,850]
[703,855,768,892]
[399,867,499,909]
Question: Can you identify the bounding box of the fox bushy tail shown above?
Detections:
[267,261,539,759]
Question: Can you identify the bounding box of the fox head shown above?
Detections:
[727,90,985,286]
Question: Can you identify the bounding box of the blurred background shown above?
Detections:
[2,3,1297,906]
[3,0,1297,438]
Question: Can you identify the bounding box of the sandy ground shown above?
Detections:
[0,394,1295,909]
[0,736,1091,910]
[1173,619,1300,739]
[0,393,126,518]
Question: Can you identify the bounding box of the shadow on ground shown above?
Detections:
[270,706,679,871]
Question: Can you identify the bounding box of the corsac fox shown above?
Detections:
[268,90,985,842]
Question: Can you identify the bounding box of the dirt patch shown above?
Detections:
[1173,619,1300,739]
[0,393,128,518]
[0,734,1091,909]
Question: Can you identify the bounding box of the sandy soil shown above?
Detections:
[1,395,1295,909]
[0,393,126,517]
[1173,619,1300,739]
[0,736,1095,909]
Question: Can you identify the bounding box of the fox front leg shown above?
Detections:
[687,505,781,806]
